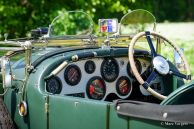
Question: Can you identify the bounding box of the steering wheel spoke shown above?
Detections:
[169,69,191,80]
[142,70,158,89]
[145,31,157,58]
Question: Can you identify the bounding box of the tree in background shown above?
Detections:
[0,0,194,39]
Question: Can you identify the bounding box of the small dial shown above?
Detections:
[116,76,132,96]
[64,65,81,86]
[101,58,119,82]
[127,59,142,77]
[86,76,106,100]
[85,60,96,74]
[46,77,62,94]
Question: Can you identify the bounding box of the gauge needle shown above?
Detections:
[120,83,128,89]
[120,80,127,87]
[94,91,103,96]
[69,71,76,80]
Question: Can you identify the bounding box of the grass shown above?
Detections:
[157,22,194,76]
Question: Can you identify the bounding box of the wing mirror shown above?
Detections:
[174,48,184,71]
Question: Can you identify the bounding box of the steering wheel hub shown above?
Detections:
[153,56,169,75]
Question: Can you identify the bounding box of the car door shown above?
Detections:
[49,95,109,129]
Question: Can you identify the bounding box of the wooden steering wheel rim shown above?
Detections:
[128,31,191,100]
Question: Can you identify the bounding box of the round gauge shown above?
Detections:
[46,77,62,94]
[86,76,106,100]
[116,76,132,96]
[64,64,81,86]
[85,60,96,74]
[101,58,119,82]
[127,59,142,77]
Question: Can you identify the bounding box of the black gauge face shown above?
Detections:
[116,76,131,96]
[64,65,81,86]
[85,60,96,74]
[46,77,62,94]
[86,77,106,100]
[127,59,142,77]
[101,58,119,82]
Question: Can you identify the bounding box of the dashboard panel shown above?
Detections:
[45,56,157,100]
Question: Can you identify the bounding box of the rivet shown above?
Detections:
[116,106,120,110]
[74,101,79,107]
[163,112,168,119]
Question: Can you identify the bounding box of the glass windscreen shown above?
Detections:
[49,11,93,37]
[120,9,156,35]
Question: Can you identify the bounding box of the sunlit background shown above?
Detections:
[0,0,194,74]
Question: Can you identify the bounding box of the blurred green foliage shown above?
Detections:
[0,0,194,39]
[50,11,93,36]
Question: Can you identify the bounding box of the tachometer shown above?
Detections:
[127,59,142,77]
[86,76,106,100]
[85,60,96,74]
[101,58,119,82]
[116,76,132,96]
[46,76,62,94]
[64,64,81,86]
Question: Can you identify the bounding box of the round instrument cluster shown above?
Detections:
[64,65,81,86]
[46,77,62,94]
[116,76,132,96]
[101,58,119,82]
[86,76,106,100]
[45,57,139,100]
[127,59,142,77]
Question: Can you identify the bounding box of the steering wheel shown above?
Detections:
[128,31,191,100]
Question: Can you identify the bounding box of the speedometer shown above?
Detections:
[86,76,106,100]
[101,58,119,82]
[64,64,81,86]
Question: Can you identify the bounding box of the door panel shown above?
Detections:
[49,95,109,129]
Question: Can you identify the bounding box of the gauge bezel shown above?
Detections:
[86,76,106,100]
[46,76,62,94]
[116,76,132,96]
[84,60,96,74]
[127,59,142,78]
[64,64,81,86]
[101,58,119,82]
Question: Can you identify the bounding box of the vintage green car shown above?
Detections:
[0,9,193,129]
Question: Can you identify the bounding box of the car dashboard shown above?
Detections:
[45,54,164,101]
